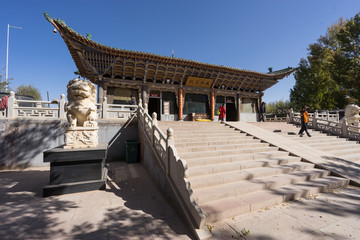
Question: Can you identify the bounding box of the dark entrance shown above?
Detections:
[148,91,161,120]
[226,97,237,121]
[216,96,237,121]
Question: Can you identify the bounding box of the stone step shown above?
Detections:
[309,141,357,148]
[201,176,349,223]
[173,131,244,138]
[176,142,270,153]
[318,144,360,152]
[185,150,290,168]
[188,156,303,188]
[179,146,279,159]
[328,147,360,156]
[174,134,251,143]
[193,167,326,204]
[175,138,261,148]
[188,159,308,178]
[296,137,347,143]
[336,153,360,161]
[160,127,239,133]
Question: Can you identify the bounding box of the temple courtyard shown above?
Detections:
[0,122,359,240]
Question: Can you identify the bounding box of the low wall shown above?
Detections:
[240,113,258,122]
[0,118,138,168]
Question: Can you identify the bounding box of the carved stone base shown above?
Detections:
[64,127,98,149]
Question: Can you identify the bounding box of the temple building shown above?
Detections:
[45,13,295,122]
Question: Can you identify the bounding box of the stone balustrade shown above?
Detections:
[137,99,207,239]
[289,108,360,141]
[0,91,137,120]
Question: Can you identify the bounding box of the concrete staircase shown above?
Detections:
[251,122,360,164]
[159,122,348,224]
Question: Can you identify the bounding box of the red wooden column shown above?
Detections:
[179,88,183,120]
[210,91,215,120]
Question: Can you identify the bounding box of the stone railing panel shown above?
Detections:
[153,125,167,171]
[0,109,6,118]
[2,92,136,121]
[289,108,359,141]
[137,100,208,237]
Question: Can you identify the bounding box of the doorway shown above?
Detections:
[148,98,161,120]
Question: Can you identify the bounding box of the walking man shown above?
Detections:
[299,106,311,137]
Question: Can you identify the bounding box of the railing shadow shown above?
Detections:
[0,119,65,168]
[68,161,194,239]
[106,114,138,162]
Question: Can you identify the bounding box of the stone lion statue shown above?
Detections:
[65,79,97,128]
[340,104,360,131]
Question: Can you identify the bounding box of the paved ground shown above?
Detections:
[211,186,360,240]
[1,161,359,240]
[1,121,360,240]
[0,162,193,240]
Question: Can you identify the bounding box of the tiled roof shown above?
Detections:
[44,12,295,92]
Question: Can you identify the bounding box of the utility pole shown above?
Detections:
[5,24,22,91]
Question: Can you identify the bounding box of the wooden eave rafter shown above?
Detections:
[45,13,295,93]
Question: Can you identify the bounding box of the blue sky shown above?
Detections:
[1,0,359,103]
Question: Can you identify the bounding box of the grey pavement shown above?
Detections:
[211,186,360,240]
[0,151,359,239]
[0,162,193,240]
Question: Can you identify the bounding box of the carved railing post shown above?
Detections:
[7,91,15,118]
[312,111,317,129]
[341,119,349,138]
[289,108,293,123]
[102,97,107,119]
[326,110,329,121]
[59,94,66,119]
[152,112,158,145]
[336,110,339,122]
[166,128,174,176]
[138,99,143,125]
[143,103,148,127]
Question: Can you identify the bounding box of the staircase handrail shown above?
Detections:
[136,99,206,237]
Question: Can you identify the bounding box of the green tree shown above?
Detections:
[16,85,42,100]
[266,99,292,116]
[0,68,9,92]
[333,13,360,104]
[290,14,360,110]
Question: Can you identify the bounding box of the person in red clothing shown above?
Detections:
[218,104,226,122]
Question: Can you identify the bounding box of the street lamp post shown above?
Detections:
[5,24,22,91]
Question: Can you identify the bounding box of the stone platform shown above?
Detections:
[43,144,108,197]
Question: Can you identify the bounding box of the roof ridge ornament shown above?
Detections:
[43,12,52,22]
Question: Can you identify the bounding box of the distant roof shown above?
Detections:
[44,12,295,93]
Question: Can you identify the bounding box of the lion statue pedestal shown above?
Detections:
[340,104,360,132]
[43,79,107,197]
[64,78,99,148]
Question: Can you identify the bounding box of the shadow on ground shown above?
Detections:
[67,161,194,239]
[0,170,77,240]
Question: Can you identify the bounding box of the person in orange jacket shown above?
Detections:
[218,104,226,122]
[298,106,311,137]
